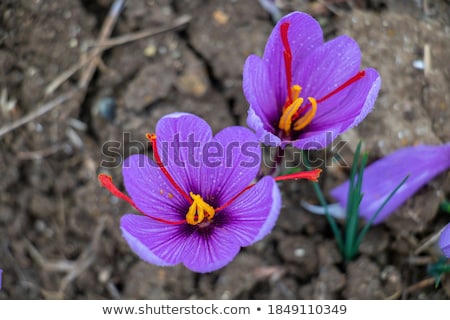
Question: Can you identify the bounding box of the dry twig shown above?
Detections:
[78,0,125,89]
[87,14,191,49]
[403,277,438,295]
[0,90,76,139]
[59,216,107,292]
[46,14,191,96]
[0,1,191,140]
[414,226,445,255]
[17,144,65,160]
[25,216,107,297]
[0,0,125,140]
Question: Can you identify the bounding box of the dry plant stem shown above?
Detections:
[414,227,445,255]
[59,216,106,293]
[25,239,75,272]
[17,144,64,160]
[424,43,432,78]
[106,281,122,300]
[403,276,438,295]
[89,14,192,49]
[45,58,93,96]
[0,90,76,139]
[1,239,36,290]
[316,0,344,16]
[46,14,191,96]
[25,217,107,296]
[0,1,125,139]
[385,289,402,300]
[78,0,125,89]
[407,256,435,266]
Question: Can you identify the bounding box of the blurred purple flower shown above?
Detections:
[331,144,450,225]
[439,223,450,258]
[243,11,381,149]
[99,113,321,273]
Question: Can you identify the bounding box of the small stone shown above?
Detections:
[144,44,157,57]
[212,9,229,25]
[359,228,389,256]
[177,71,208,97]
[278,235,318,279]
[214,253,266,299]
[344,256,383,299]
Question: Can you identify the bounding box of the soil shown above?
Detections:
[1,0,449,299]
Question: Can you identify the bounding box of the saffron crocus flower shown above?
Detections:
[243,11,381,149]
[99,113,321,273]
[439,223,450,258]
[331,144,450,224]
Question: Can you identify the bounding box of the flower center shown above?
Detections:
[278,84,318,136]
[278,22,365,138]
[186,192,215,225]
[98,133,323,226]
[147,134,217,226]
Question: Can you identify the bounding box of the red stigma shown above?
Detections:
[215,184,254,212]
[146,133,193,204]
[274,169,322,183]
[291,71,366,123]
[98,174,186,225]
[316,70,366,104]
[280,22,293,106]
[99,173,137,208]
[215,169,322,212]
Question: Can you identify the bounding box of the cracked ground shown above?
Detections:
[0,0,449,299]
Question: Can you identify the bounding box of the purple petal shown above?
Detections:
[331,144,450,224]
[182,176,281,272]
[124,176,282,273]
[181,228,242,273]
[293,36,380,149]
[263,12,323,106]
[311,68,381,128]
[200,126,261,205]
[120,213,252,273]
[243,55,279,130]
[292,68,381,149]
[155,113,213,195]
[295,35,361,102]
[439,223,450,258]
[219,176,281,246]
[121,214,244,272]
[120,214,190,266]
[246,107,282,146]
[123,154,187,221]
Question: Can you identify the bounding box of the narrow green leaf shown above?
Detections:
[355,175,410,248]
[303,151,344,252]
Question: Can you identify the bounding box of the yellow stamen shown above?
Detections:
[287,84,302,107]
[186,192,215,225]
[293,97,317,131]
[279,97,303,136]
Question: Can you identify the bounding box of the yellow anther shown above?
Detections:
[293,97,317,131]
[279,97,303,136]
[186,192,215,225]
[289,84,302,104]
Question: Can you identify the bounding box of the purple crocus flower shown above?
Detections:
[439,223,450,258]
[243,11,381,149]
[331,144,450,224]
[99,113,321,273]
